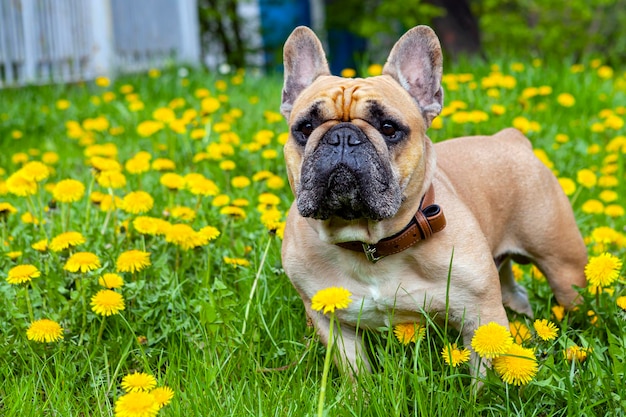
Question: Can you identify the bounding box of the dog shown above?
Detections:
[279,25,587,374]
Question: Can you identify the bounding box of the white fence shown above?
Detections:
[0,0,200,87]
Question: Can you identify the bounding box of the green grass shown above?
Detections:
[0,57,625,417]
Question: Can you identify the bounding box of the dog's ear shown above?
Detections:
[281,26,331,119]
[382,26,443,127]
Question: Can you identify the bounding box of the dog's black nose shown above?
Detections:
[324,123,365,147]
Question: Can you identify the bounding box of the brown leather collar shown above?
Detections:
[336,184,446,263]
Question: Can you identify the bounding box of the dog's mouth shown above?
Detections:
[296,124,401,221]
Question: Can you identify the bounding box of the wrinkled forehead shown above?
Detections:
[291,75,420,123]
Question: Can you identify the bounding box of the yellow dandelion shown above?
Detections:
[49,231,86,252]
[53,179,85,203]
[7,251,22,260]
[151,386,174,409]
[120,372,157,393]
[169,206,196,221]
[581,199,604,214]
[533,319,558,341]
[122,191,154,214]
[198,225,220,241]
[31,238,48,252]
[133,216,170,236]
[552,305,565,322]
[90,289,125,316]
[576,169,597,189]
[20,161,50,182]
[393,322,426,345]
[97,170,127,189]
[510,321,532,344]
[6,264,41,285]
[125,157,151,175]
[557,177,576,196]
[616,296,626,311]
[564,345,591,363]
[99,273,125,289]
[441,343,471,367]
[6,172,37,196]
[557,93,576,107]
[26,319,63,343]
[0,202,18,216]
[231,176,251,188]
[64,251,101,273]
[116,250,151,273]
[223,256,251,267]
[220,206,246,219]
[151,158,176,171]
[114,391,159,417]
[493,343,538,386]
[471,322,513,359]
[311,286,353,315]
[160,173,185,190]
[584,252,622,287]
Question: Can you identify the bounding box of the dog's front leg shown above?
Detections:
[304,304,372,376]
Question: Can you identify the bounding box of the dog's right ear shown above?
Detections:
[281,26,331,120]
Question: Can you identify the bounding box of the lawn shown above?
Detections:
[0,56,625,417]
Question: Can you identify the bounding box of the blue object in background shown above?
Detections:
[326,29,367,75]
[258,0,312,71]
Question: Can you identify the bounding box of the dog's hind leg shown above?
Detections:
[498,256,534,318]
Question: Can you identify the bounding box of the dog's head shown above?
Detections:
[281,26,443,241]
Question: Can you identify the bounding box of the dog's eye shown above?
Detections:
[381,121,398,138]
[298,122,314,137]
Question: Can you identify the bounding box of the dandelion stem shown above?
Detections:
[96,316,106,345]
[77,278,88,346]
[84,173,96,230]
[317,313,335,417]
[24,286,35,322]
[241,236,272,335]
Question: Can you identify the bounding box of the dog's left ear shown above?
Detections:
[382,26,443,127]
[281,26,331,120]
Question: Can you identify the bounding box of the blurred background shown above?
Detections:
[1,0,625,86]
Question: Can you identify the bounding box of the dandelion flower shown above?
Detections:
[121,372,157,392]
[557,93,576,107]
[6,264,41,284]
[533,319,559,341]
[6,172,37,196]
[64,252,101,273]
[393,323,426,345]
[97,170,127,189]
[198,225,220,241]
[151,386,174,408]
[26,319,63,343]
[99,273,125,289]
[160,173,185,190]
[471,322,513,359]
[584,252,622,287]
[577,169,597,189]
[122,191,154,214]
[311,286,353,314]
[169,206,196,221]
[165,224,208,250]
[31,239,48,252]
[564,345,591,363]
[49,232,86,252]
[53,179,86,203]
[151,158,176,171]
[441,343,471,367]
[114,391,159,417]
[493,343,538,386]
[223,256,250,267]
[91,289,125,316]
[617,296,626,311]
[116,250,151,273]
[20,161,50,182]
[133,216,170,236]
[0,202,18,216]
[220,206,246,219]
[510,321,532,344]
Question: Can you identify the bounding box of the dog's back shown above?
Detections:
[434,127,587,307]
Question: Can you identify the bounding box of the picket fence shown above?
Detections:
[0,0,200,87]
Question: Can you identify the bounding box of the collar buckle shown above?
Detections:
[362,243,384,263]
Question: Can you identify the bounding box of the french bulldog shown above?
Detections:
[279,25,587,374]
